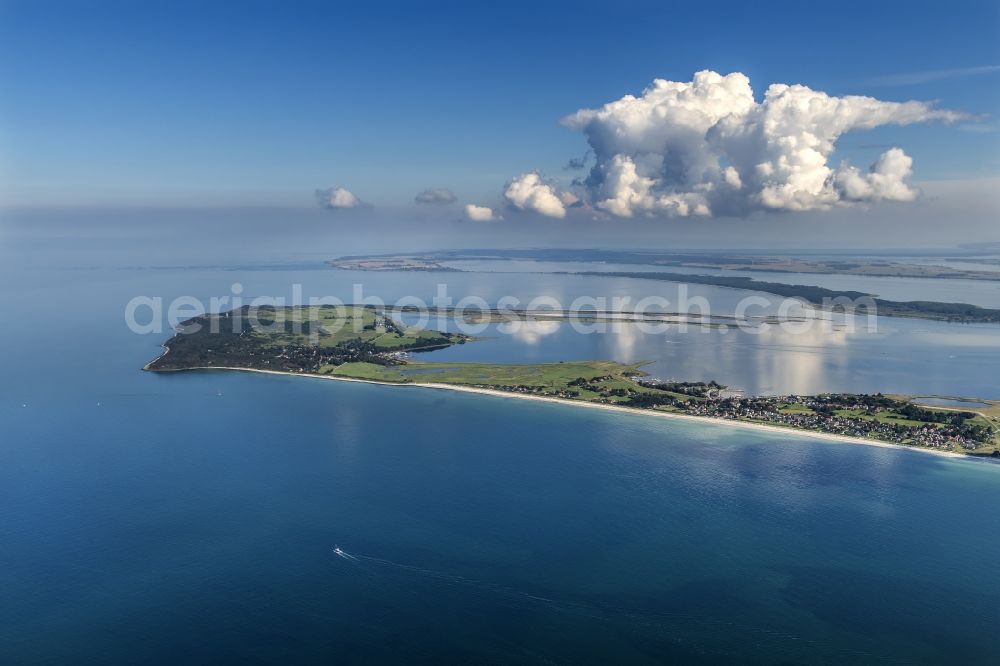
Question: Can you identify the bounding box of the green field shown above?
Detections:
[318,359,659,396]
[244,305,456,351]
[832,408,931,427]
[777,402,814,415]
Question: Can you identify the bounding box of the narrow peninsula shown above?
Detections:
[146,306,999,457]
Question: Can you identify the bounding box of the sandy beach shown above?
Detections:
[146,360,972,460]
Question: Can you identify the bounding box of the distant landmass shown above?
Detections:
[570,271,1000,323]
[330,250,1000,323]
[332,248,1000,281]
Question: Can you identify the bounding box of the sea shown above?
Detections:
[2,217,999,663]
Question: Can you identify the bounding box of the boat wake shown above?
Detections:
[331,545,554,602]
[326,545,870,659]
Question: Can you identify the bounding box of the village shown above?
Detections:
[674,394,993,450]
[480,374,996,451]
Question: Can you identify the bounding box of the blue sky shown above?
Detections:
[1,0,998,213]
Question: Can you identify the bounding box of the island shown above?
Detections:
[330,255,459,272]
[146,305,999,457]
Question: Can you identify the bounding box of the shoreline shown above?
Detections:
[145,361,972,460]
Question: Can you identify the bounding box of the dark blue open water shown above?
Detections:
[2,223,999,663]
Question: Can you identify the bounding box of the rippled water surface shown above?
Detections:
[2,229,999,663]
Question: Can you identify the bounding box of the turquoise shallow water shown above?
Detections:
[2,231,1000,663]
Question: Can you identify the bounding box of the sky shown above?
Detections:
[0,0,998,247]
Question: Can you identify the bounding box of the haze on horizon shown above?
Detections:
[1,0,997,250]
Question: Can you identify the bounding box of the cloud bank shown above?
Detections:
[414,187,457,205]
[558,70,963,218]
[316,186,364,209]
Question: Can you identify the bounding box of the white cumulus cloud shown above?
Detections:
[316,186,364,209]
[464,204,501,221]
[503,172,567,218]
[560,70,964,217]
[833,147,918,203]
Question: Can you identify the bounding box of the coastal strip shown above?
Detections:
[144,307,997,455]
[147,363,971,460]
